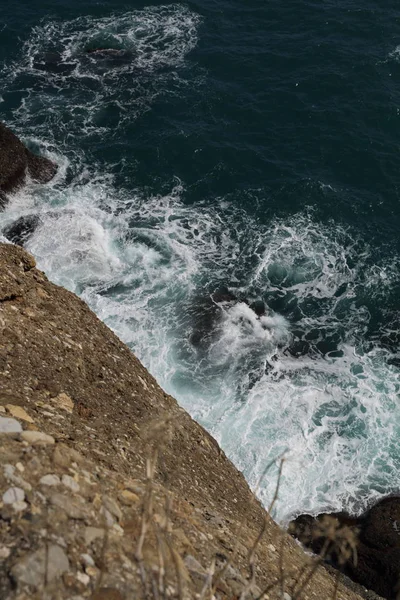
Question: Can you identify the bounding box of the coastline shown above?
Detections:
[0,242,370,600]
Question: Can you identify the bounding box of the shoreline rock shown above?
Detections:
[0,122,57,207]
[289,497,400,599]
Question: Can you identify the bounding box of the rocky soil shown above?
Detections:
[0,242,379,600]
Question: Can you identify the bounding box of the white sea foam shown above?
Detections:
[2,168,399,522]
[1,6,399,522]
[1,4,202,138]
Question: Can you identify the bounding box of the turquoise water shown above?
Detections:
[1,1,399,521]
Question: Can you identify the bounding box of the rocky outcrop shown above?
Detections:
[289,498,400,599]
[3,214,41,246]
[0,123,57,204]
[0,242,371,600]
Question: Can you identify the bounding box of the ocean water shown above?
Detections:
[1,0,399,522]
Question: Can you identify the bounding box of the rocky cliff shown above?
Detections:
[0,242,376,600]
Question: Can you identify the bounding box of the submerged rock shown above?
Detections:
[3,215,41,246]
[289,496,400,599]
[0,123,57,208]
[86,47,132,60]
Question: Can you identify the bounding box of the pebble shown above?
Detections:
[0,546,11,559]
[4,464,32,491]
[3,486,25,504]
[62,474,80,493]
[100,507,115,527]
[84,526,105,545]
[21,430,55,445]
[0,406,6,413]
[0,416,22,434]
[102,495,122,521]
[119,489,140,505]
[53,443,84,468]
[13,500,28,512]
[11,544,70,587]
[40,474,61,486]
[283,594,292,600]
[76,572,90,585]
[184,554,206,575]
[50,493,88,519]
[6,404,34,423]
[52,392,74,414]
[80,553,95,567]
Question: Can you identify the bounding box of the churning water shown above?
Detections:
[1,0,399,521]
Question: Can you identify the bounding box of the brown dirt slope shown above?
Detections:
[0,242,376,600]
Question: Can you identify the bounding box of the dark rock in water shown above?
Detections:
[0,191,7,210]
[211,286,238,304]
[289,496,400,599]
[249,299,266,316]
[189,287,237,348]
[85,47,133,66]
[33,51,75,75]
[0,122,57,208]
[3,215,41,247]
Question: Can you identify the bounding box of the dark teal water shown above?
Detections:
[1,1,399,520]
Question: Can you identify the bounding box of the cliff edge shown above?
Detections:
[0,243,373,600]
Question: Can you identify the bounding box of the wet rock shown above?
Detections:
[33,51,75,75]
[85,47,132,64]
[6,404,34,423]
[21,430,55,445]
[0,416,22,434]
[0,123,57,205]
[289,495,400,600]
[11,544,70,587]
[249,299,266,316]
[3,215,41,247]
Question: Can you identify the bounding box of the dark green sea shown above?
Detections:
[1,0,399,520]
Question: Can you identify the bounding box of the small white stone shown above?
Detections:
[13,501,28,512]
[113,523,124,535]
[283,593,292,600]
[62,474,80,493]
[0,417,22,434]
[100,507,114,527]
[15,462,24,472]
[76,572,90,585]
[0,547,11,559]
[80,553,95,567]
[40,474,61,486]
[21,431,55,445]
[2,487,25,504]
